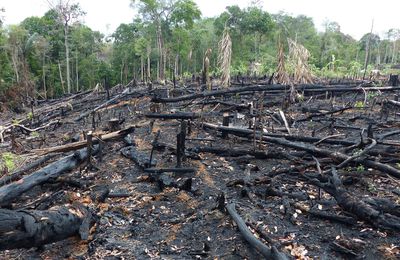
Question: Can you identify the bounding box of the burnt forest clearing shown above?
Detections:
[0,1,399,259]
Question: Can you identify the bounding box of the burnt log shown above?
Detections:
[0,154,58,187]
[0,203,91,250]
[33,126,135,155]
[151,84,400,103]
[309,168,400,231]
[189,146,303,160]
[226,203,289,260]
[203,123,400,179]
[74,83,144,121]
[121,146,156,168]
[145,112,203,120]
[0,146,99,207]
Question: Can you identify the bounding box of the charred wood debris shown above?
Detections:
[0,76,399,259]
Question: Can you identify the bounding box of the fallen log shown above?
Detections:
[0,203,91,250]
[203,123,400,179]
[189,146,304,160]
[152,85,289,103]
[226,203,289,260]
[121,145,155,169]
[33,126,135,155]
[145,112,203,120]
[0,146,99,207]
[0,154,58,187]
[308,168,400,231]
[74,83,144,121]
[144,168,196,174]
[152,84,400,103]
[202,122,355,146]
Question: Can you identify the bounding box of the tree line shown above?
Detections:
[0,0,399,109]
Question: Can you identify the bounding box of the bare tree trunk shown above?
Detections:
[392,41,397,64]
[42,54,47,99]
[58,62,65,94]
[147,53,151,81]
[156,22,164,80]
[163,48,167,82]
[141,56,144,82]
[11,51,20,83]
[384,43,389,63]
[75,51,79,92]
[120,62,124,84]
[124,64,128,84]
[376,43,381,65]
[174,54,179,79]
[64,25,71,93]
[363,19,374,80]
[157,60,160,81]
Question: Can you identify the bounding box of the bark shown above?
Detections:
[0,154,57,187]
[0,146,99,207]
[0,204,91,250]
[33,126,135,155]
[144,112,203,120]
[226,203,289,260]
[151,84,400,103]
[74,84,141,122]
[64,25,71,93]
[310,168,400,231]
[203,123,400,179]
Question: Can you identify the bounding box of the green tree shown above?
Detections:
[131,0,201,81]
[53,0,85,93]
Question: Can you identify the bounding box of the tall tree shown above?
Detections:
[387,29,400,64]
[0,7,4,26]
[52,0,85,93]
[131,0,200,81]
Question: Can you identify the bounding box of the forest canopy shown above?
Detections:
[0,0,399,108]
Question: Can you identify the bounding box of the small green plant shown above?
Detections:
[356,165,365,172]
[353,149,363,156]
[367,92,380,100]
[1,152,18,173]
[396,163,400,169]
[296,93,305,102]
[354,101,364,108]
[30,131,40,138]
[367,182,377,193]
[11,118,22,125]
[26,112,33,120]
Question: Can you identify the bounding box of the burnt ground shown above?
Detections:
[0,81,399,259]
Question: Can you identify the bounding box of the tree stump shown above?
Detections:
[108,118,120,132]
[389,74,399,86]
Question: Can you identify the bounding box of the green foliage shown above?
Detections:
[356,165,365,172]
[354,101,364,108]
[30,131,40,138]
[367,182,376,193]
[26,112,33,120]
[1,152,18,173]
[0,0,399,105]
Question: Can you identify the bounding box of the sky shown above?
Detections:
[1,0,400,40]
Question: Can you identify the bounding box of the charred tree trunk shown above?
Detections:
[0,204,92,250]
[0,146,99,207]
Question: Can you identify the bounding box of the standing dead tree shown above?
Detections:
[51,0,85,94]
[218,27,232,88]
[202,48,212,90]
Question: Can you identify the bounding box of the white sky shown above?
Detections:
[1,0,400,40]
